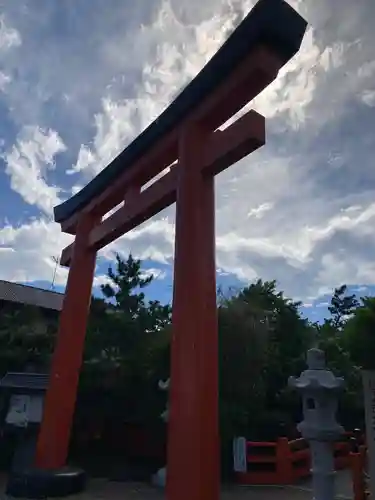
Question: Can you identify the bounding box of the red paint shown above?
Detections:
[35,215,98,469]
[167,124,219,500]
[237,437,352,486]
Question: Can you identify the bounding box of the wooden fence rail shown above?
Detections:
[235,436,351,485]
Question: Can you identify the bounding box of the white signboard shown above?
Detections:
[5,394,44,427]
[233,436,247,473]
[362,370,375,499]
[6,394,30,427]
[27,395,44,423]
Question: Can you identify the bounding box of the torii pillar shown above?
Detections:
[32,2,307,500]
[167,123,220,499]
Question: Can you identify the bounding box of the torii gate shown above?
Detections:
[34,1,306,499]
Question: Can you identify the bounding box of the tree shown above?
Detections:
[343,296,375,370]
[75,254,172,438]
[0,303,57,375]
[1,259,367,462]
[218,290,268,429]
[238,281,312,407]
[83,254,171,369]
[218,280,313,441]
[341,296,375,435]
[218,288,268,476]
[101,253,171,333]
[315,285,363,429]
[315,284,360,361]
[327,285,359,331]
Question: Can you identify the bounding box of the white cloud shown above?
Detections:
[0,71,11,91]
[141,268,167,280]
[93,267,167,297]
[0,15,21,51]
[0,219,71,284]
[361,90,375,107]
[0,16,21,92]
[3,126,66,215]
[69,1,240,179]
[93,274,112,289]
[247,203,274,219]
[102,217,175,265]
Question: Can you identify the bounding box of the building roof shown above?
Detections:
[54,0,307,224]
[0,280,64,311]
[0,372,49,391]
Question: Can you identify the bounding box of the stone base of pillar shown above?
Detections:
[6,467,87,498]
[151,466,166,488]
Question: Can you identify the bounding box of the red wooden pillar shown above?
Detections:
[35,214,98,469]
[167,123,219,500]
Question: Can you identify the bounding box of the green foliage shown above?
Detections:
[0,303,57,375]
[218,279,313,442]
[84,254,171,362]
[314,286,358,346]
[328,285,359,330]
[218,291,267,440]
[343,296,375,370]
[76,253,172,427]
[316,285,363,429]
[238,281,312,407]
[0,259,369,463]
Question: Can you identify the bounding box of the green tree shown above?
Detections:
[238,281,312,407]
[315,284,359,342]
[76,254,172,433]
[316,285,363,429]
[0,303,57,374]
[218,280,312,440]
[326,285,359,331]
[218,288,268,477]
[343,296,375,370]
[83,254,171,370]
[339,295,375,430]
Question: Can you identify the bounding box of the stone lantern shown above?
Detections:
[289,348,345,500]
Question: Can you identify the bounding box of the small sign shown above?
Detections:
[27,395,44,423]
[233,436,247,473]
[6,394,30,427]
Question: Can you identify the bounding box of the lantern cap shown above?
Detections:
[289,348,344,392]
[307,348,326,370]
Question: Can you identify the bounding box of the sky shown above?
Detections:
[0,0,374,323]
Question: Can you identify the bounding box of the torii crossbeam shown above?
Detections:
[34,1,306,499]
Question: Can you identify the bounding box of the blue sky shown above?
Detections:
[0,0,374,323]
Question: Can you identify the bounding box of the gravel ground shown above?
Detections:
[0,470,355,499]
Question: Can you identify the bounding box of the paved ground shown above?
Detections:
[300,468,354,499]
[0,469,355,499]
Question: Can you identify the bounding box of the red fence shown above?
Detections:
[350,445,369,500]
[236,436,351,485]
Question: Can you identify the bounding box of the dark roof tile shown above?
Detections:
[0,280,63,311]
[0,372,49,391]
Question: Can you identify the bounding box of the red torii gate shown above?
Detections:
[34,1,306,499]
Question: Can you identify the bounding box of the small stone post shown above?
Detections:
[152,378,170,488]
[289,348,345,500]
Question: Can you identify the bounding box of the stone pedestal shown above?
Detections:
[151,379,169,488]
[289,348,344,500]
